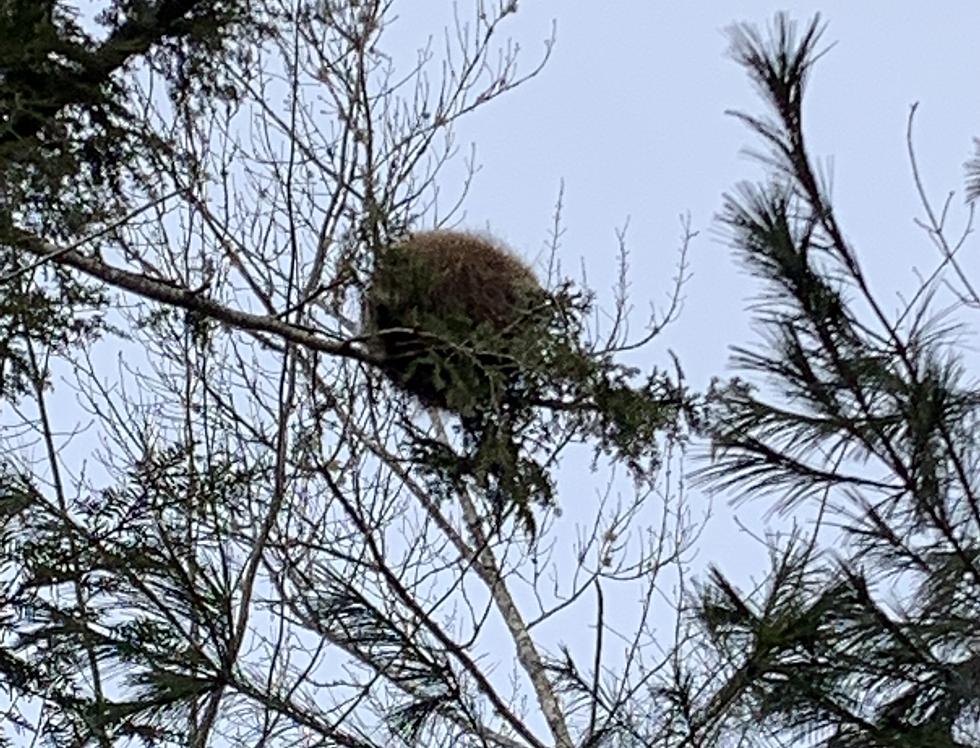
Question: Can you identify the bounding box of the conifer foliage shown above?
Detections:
[0,2,698,745]
[690,14,980,748]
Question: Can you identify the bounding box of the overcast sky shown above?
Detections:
[383,2,980,583]
[60,0,980,658]
[57,0,980,588]
[13,4,980,742]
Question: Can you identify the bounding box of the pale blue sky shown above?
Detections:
[440,2,980,374]
[389,1,980,578]
[10,3,980,743]
[59,1,980,576]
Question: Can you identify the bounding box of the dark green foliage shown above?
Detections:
[690,13,980,748]
[0,0,232,209]
[0,447,260,743]
[0,0,256,221]
[0,444,462,745]
[300,565,462,745]
[0,4,706,743]
[0,260,107,401]
[1,0,257,407]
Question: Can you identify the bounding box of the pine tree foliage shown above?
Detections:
[1,0,256,399]
[690,14,980,748]
[966,139,980,204]
[0,2,702,745]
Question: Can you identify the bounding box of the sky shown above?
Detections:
[56,0,980,585]
[387,0,980,580]
[8,2,980,743]
[396,0,980,383]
